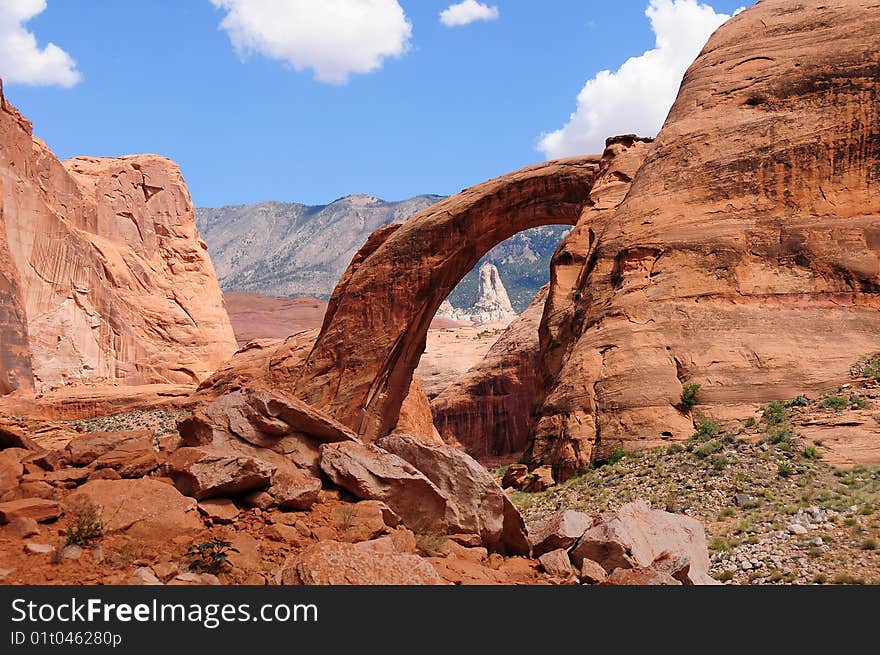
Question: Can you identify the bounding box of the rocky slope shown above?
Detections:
[0,83,236,392]
[196,198,569,313]
[527,0,880,480]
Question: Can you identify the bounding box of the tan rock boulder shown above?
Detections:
[0,449,23,493]
[569,501,714,585]
[63,479,201,541]
[291,540,445,585]
[319,441,449,534]
[90,437,160,478]
[267,468,322,511]
[528,509,593,557]
[538,549,577,583]
[0,498,60,524]
[166,447,274,500]
[65,430,153,466]
[376,433,530,555]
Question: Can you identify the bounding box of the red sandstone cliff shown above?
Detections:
[0,83,236,393]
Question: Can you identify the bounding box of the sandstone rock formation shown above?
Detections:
[0,83,236,393]
[294,157,602,440]
[436,262,517,325]
[525,0,880,478]
[432,285,548,457]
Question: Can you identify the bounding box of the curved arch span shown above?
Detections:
[293,156,602,440]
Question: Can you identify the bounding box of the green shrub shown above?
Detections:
[710,454,729,471]
[743,417,757,428]
[762,401,787,426]
[680,383,701,410]
[608,449,628,465]
[862,358,880,380]
[778,462,795,477]
[820,395,849,411]
[63,500,103,547]
[187,539,239,574]
[765,427,794,445]
[695,439,723,458]
[692,418,721,441]
[850,395,869,410]
[802,446,821,460]
[861,538,877,551]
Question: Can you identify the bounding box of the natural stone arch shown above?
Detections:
[294,156,602,440]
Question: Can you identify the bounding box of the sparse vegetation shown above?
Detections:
[680,383,701,411]
[607,449,628,466]
[762,401,787,426]
[821,395,849,411]
[335,505,358,531]
[415,532,448,555]
[63,500,103,547]
[187,538,239,574]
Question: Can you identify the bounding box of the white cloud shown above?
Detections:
[538,0,739,158]
[0,0,80,88]
[211,0,412,85]
[440,1,499,27]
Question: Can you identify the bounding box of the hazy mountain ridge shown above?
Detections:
[196,195,570,313]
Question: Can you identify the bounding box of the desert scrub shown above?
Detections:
[415,532,448,555]
[607,449,628,466]
[680,383,701,410]
[63,500,103,547]
[861,357,880,380]
[334,505,358,531]
[762,401,788,426]
[778,462,796,478]
[820,395,849,411]
[691,418,721,441]
[187,538,238,574]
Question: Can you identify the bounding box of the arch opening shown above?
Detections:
[294,156,602,440]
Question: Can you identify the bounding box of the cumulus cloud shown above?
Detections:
[211,0,412,84]
[538,0,739,158]
[0,0,80,88]
[440,1,500,27]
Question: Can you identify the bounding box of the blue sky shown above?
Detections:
[2,1,750,208]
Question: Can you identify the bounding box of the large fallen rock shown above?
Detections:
[569,501,715,585]
[0,498,60,524]
[376,434,530,555]
[0,449,23,494]
[0,84,236,393]
[63,479,201,541]
[290,540,445,585]
[528,509,593,557]
[167,388,346,503]
[319,441,449,534]
[65,430,153,466]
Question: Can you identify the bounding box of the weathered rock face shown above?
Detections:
[528,0,880,478]
[436,262,517,325]
[0,83,236,393]
[432,285,549,457]
[295,157,601,440]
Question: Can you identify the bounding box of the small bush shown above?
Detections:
[861,538,877,551]
[710,454,729,471]
[812,573,827,585]
[695,439,723,458]
[680,383,701,410]
[762,401,787,426]
[187,538,239,574]
[63,500,103,547]
[415,532,448,555]
[765,427,794,445]
[833,572,865,585]
[778,462,795,477]
[850,394,869,410]
[714,570,734,582]
[862,358,880,380]
[802,446,822,460]
[820,395,849,411]
[743,417,757,428]
[608,449,628,466]
[786,395,810,408]
[692,418,721,441]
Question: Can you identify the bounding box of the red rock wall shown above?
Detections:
[528,0,880,479]
[0,84,236,393]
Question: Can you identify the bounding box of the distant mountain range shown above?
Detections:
[196,194,570,313]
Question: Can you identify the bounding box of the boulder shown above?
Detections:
[268,468,322,511]
[569,501,715,585]
[501,464,529,490]
[524,466,555,492]
[197,498,239,523]
[579,558,607,585]
[62,479,201,541]
[0,449,23,493]
[538,549,577,583]
[528,509,593,557]
[376,434,530,555]
[165,447,274,500]
[90,438,160,478]
[3,516,40,538]
[65,430,152,466]
[291,540,446,585]
[604,567,681,586]
[0,498,61,524]
[319,441,449,535]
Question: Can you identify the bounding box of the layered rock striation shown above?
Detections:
[0,83,236,393]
